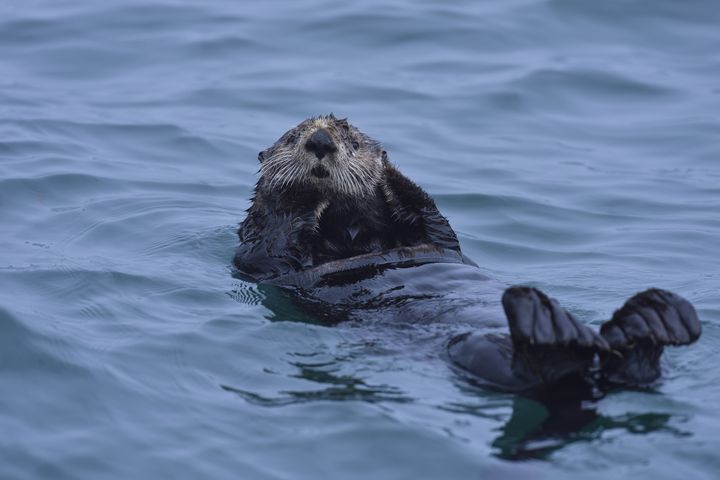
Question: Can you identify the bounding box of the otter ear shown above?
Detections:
[258,150,266,163]
[381,150,390,166]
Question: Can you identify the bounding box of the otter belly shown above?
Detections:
[265,246,507,331]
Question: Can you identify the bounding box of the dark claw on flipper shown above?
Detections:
[501,286,608,385]
[599,288,701,385]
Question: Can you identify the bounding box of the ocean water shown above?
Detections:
[1,0,719,478]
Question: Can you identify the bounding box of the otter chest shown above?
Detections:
[312,205,392,263]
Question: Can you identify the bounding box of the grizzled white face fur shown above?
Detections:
[258,114,385,198]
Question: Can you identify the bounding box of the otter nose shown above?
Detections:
[305,128,337,160]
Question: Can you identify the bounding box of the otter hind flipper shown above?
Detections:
[501,286,609,386]
[599,288,701,386]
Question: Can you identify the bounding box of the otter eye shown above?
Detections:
[286,133,297,144]
[351,141,359,150]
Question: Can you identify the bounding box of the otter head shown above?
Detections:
[258,114,385,199]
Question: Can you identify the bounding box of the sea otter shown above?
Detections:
[234,114,701,392]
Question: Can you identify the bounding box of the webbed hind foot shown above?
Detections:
[502,286,609,385]
[599,288,701,385]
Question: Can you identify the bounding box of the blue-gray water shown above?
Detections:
[1,1,719,478]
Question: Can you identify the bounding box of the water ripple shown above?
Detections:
[2,1,720,479]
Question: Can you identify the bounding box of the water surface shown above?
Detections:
[1,1,719,478]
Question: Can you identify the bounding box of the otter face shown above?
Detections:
[258,115,384,198]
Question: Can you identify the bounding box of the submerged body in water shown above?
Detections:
[234,115,701,393]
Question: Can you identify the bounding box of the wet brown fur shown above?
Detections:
[235,115,461,280]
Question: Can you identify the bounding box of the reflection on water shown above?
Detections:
[491,394,687,461]
[228,281,334,325]
[222,358,412,406]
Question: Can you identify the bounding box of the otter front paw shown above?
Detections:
[599,288,701,385]
[502,286,608,384]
